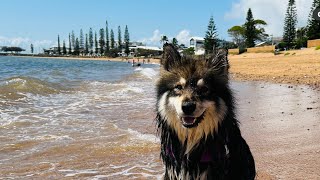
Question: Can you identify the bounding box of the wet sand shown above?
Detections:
[210,47,320,179]
[232,81,320,179]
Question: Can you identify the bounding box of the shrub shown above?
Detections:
[316,46,320,50]
[276,42,287,51]
[182,47,195,56]
[239,46,247,54]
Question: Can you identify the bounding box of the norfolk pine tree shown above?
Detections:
[95,32,98,54]
[57,35,61,55]
[30,44,34,54]
[283,0,298,49]
[80,29,84,49]
[99,28,105,54]
[85,34,89,55]
[110,29,115,49]
[124,25,130,56]
[118,26,122,52]
[62,40,67,55]
[89,28,94,54]
[105,20,110,54]
[307,0,320,40]
[71,31,75,49]
[68,33,72,54]
[75,38,80,55]
[228,9,267,49]
[204,16,219,54]
[244,8,256,48]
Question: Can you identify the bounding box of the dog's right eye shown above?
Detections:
[175,85,183,90]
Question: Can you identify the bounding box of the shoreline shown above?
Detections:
[2,53,320,179]
[12,55,161,64]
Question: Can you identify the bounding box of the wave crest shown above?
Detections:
[0,77,67,100]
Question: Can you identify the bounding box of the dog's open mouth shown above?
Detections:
[180,112,205,128]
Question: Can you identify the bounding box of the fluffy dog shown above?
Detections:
[156,44,255,179]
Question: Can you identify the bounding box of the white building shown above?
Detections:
[190,37,205,55]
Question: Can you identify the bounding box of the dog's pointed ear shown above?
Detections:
[161,43,181,71]
[208,49,229,77]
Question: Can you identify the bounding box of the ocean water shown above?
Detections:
[0,56,163,179]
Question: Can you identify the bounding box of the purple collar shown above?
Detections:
[166,145,229,163]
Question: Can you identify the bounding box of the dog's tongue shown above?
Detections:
[183,117,195,124]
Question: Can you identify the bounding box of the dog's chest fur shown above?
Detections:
[159,121,231,180]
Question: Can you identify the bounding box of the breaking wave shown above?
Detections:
[0,77,69,100]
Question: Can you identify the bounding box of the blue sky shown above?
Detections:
[0,0,314,53]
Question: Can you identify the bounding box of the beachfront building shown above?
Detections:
[43,47,61,55]
[43,46,89,56]
[189,37,205,55]
[255,36,283,47]
[130,45,162,57]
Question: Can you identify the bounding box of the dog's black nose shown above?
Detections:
[182,102,196,115]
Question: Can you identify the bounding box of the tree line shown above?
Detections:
[54,20,130,57]
[281,0,320,49]
[1,46,25,53]
[36,0,319,56]
[205,0,320,53]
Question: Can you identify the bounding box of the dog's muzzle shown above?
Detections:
[182,101,196,115]
[180,113,205,128]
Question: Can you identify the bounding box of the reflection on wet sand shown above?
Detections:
[232,81,320,179]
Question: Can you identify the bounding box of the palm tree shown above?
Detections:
[160,35,168,45]
[228,19,268,48]
[172,38,178,47]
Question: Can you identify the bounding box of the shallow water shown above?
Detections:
[1,56,319,179]
[0,57,162,179]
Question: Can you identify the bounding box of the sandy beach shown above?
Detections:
[229,48,320,89]
[6,48,320,179]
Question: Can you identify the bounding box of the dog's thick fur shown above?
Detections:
[156,44,255,179]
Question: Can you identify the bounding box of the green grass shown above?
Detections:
[316,46,320,50]
[284,52,290,56]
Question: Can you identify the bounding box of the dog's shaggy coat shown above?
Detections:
[156,44,256,180]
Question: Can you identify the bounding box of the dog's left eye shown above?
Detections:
[175,85,183,90]
[199,86,209,94]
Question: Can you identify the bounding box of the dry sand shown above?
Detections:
[229,48,320,89]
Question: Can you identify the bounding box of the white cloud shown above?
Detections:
[0,36,54,53]
[139,29,162,46]
[224,0,313,37]
[176,30,191,46]
[139,29,192,47]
